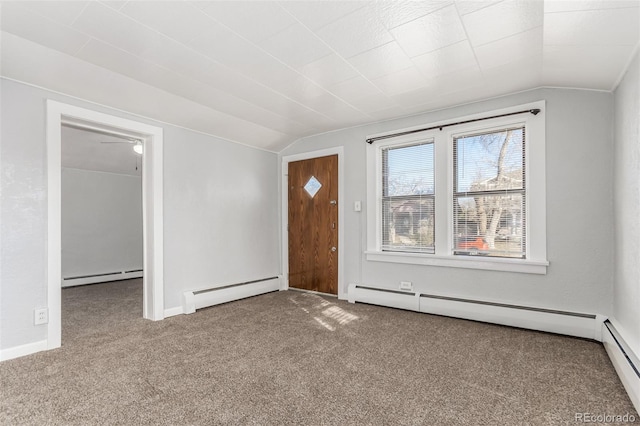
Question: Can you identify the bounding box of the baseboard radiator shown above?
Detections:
[182,276,282,314]
[62,269,143,287]
[602,320,640,413]
[348,284,605,341]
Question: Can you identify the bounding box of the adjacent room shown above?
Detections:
[1,0,638,424]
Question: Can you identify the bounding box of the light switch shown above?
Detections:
[354,201,362,212]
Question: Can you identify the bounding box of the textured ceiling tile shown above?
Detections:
[241,60,310,96]
[348,42,415,80]
[373,67,428,96]
[328,76,385,102]
[120,1,212,44]
[72,2,163,55]
[98,1,128,12]
[544,8,639,46]
[199,1,296,43]
[343,91,401,115]
[543,45,635,89]
[365,105,408,120]
[390,4,467,57]
[463,0,543,47]
[75,38,163,84]
[259,24,333,69]
[391,66,483,106]
[2,32,292,151]
[286,108,337,129]
[543,0,639,13]
[269,74,331,104]
[474,27,543,70]
[371,0,454,29]
[481,56,542,91]
[280,1,368,30]
[412,40,477,79]
[200,63,314,119]
[1,3,91,56]
[297,54,360,87]
[189,26,274,76]
[316,6,394,58]
[455,0,501,15]
[138,39,215,83]
[303,93,370,122]
[2,0,638,153]
[77,40,296,135]
[15,0,89,26]
[171,80,310,136]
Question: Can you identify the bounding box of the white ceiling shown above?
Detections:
[62,125,142,176]
[2,1,639,152]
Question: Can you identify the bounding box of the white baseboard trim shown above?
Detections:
[420,296,603,340]
[164,306,184,318]
[0,340,48,362]
[183,276,281,314]
[62,270,143,287]
[603,321,640,413]
[348,283,420,311]
[348,284,604,341]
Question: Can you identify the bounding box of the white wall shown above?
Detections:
[280,88,615,316]
[163,125,280,309]
[61,168,142,284]
[613,49,640,356]
[0,78,279,351]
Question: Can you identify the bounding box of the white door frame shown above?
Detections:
[281,147,345,299]
[46,100,164,350]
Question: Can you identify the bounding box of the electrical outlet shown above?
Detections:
[399,281,413,292]
[34,308,48,325]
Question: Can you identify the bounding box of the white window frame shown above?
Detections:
[366,101,548,274]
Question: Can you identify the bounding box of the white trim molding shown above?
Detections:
[603,321,640,413]
[348,284,604,340]
[0,340,48,362]
[62,271,144,288]
[365,251,549,274]
[164,307,184,318]
[46,100,165,355]
[182,276,281,314]
[281,147,346,299]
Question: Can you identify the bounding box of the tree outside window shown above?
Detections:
[453,127,526,258]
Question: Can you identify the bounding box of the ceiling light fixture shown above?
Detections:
[133,142,143,155]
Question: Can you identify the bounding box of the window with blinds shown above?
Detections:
[381,140,435,253]
[453,126,526,258]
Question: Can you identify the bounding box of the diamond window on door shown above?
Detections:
[304,176,322,198]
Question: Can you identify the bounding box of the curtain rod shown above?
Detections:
[366,108,541,144]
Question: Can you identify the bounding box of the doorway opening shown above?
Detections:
[46,100,164,351]
[60,124,145,340]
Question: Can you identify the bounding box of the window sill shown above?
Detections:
[365,251,549,274]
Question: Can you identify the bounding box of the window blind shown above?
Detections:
[453,126,526,258]
[381,140,435,253]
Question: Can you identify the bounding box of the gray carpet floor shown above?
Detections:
[0,279,636,425]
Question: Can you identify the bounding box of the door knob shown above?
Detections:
[331,247,337,252]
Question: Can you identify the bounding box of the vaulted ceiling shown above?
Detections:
[1,1,638,152]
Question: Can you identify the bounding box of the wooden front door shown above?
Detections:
[288,155,338,295]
